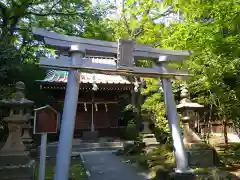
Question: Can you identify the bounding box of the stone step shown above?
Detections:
[0,160,35,180]
[48,141,124,149]
[142,134,156,138]
[73,146,122,152]
[40,147,122,158]
[142,133,159,146]
[0,167,34,180]
[143,138,159,144]
[34,141,125,158]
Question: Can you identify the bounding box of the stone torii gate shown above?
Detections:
[33,28,192,179]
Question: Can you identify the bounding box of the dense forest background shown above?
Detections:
[1,0,240,143]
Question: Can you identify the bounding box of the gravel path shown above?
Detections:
[80,151,148,180]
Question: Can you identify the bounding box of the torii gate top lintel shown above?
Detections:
[33,28,191,78]
[33,28,191,61]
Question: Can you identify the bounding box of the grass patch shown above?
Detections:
[121,142,240,179]
[193,168,233,179]
[217,142,240,168]
[34,157,88,180]
[214,142,240,178]
[121,144,175,179]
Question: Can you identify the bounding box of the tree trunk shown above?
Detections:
[207,105,213,143]
[131,89,139,132]
[136,91,142,132]
[131,84,143,133]
[223,118,228,145]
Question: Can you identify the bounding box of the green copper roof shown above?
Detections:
[41,70,131,84]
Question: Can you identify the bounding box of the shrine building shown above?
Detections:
[38,56,133,138]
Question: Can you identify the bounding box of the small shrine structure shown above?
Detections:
[38,57,133,139]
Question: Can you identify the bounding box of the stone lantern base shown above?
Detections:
[0,120,35,180]
[0,155,35,180]
[82,131,99,141]
[142,121,152,134]
[185,143,215,168]
[141,120,159,153]
[182,119,215,168]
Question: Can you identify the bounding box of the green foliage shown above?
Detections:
[159,0,240,135]
[147,144,174,169]
[110,0,169,43]
[193,168,233,180]
[110,0,186,143]
[141,78,171,142]
[122,144,174,173]
[113,0,240,140]
[0,41,21,87]
[0,0,116,101]
[3,0,240,146]
[217,143,240,167]
[34,158,88,180]
[0,1,116,139]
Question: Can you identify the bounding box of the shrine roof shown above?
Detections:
[176,102,204,109]
[40,70,131,84]
[38,56,131,85]
[176,98,204,109]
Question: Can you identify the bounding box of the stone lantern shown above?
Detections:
[177,88,215,168]
[0,81,35,180]
[176,88,204,145]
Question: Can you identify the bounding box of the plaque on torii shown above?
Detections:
[32,28,193,179]
[117,39,135,69]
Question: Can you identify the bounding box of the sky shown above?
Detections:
[90,0,179,25]
[91,0,122,18]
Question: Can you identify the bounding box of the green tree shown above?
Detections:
[111,0,240,145]
[110,0,183,139]
[0,0,116,136]
[110,0,171,42]
[160,0,240,144]
[0,0,116,98]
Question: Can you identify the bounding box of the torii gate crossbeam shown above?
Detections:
[33,28,193,180]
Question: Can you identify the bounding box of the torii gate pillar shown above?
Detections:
[54,45,83,180]
[159,62,192,175]
[160,78,189,172]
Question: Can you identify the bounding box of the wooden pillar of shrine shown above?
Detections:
[132,77,144,132]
